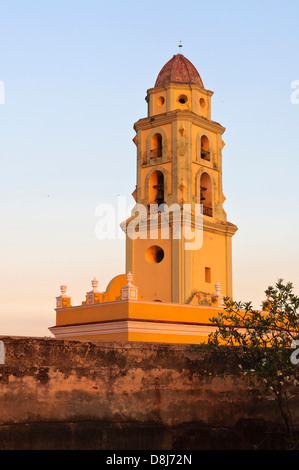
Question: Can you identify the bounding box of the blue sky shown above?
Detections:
[0,0,299,336]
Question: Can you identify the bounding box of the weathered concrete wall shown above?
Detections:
[0,336,297,450]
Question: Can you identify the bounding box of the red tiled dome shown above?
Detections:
[155,54,204,88]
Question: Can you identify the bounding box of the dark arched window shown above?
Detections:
[151,133,163,159]
[201,135,210,161]
[148,170,165,205]
[200,172,213,217]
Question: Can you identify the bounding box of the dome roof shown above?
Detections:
[155,54,204,88]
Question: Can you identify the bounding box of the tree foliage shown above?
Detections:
[208,279,299,447]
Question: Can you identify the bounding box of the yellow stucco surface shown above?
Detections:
[55,300,222,327]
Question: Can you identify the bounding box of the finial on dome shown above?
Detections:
[178,40,183,52]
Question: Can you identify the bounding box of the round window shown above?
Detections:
[145,245,165,264]
[178,94,188,104]
[200,98,206,108]
[157,96,165,106]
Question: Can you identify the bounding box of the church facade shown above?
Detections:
[49,54,238,344]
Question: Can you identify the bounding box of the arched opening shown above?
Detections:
[148,170,165,205]
[201,135,210,161]
[151,133,163,159]
[200,172,213,217]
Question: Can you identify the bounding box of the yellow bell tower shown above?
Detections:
[49,54,238,344]
[123,54,238,304]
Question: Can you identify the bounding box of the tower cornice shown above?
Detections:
[146,82,214,97]
[134,110,225,135]
[202,217,238,238]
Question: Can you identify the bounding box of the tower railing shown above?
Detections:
[201,148,210,161]
[203,206,213,217]
[150,147,163,159]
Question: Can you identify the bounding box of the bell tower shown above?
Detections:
[50,54,240,344]
[123,54,238,304]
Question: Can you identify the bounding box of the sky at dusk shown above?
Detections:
[1,0,299,336]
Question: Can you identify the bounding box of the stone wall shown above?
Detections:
[0,336,297,450]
